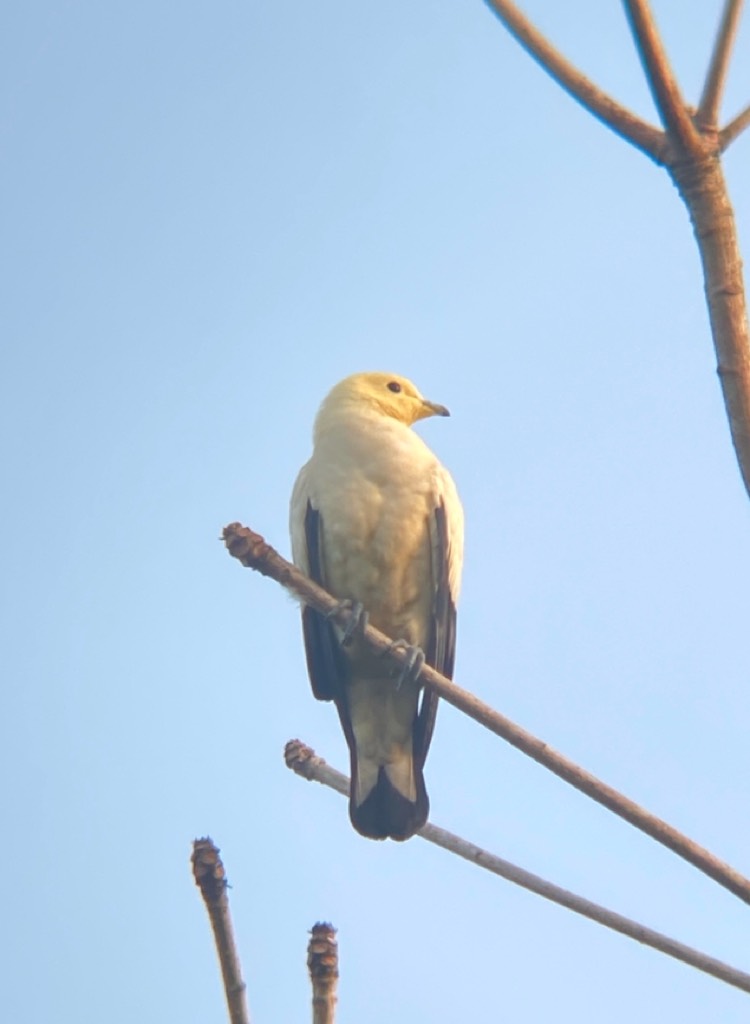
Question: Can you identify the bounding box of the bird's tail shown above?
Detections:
[349,745,428,841]
[340,672,430,841]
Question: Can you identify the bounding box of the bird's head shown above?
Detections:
[320,372,450,427]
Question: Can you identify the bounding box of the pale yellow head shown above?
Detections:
[318,371,450,428]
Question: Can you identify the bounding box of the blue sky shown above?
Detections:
[2,1,750,1021]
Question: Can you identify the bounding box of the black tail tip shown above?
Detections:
[349,770,429,841]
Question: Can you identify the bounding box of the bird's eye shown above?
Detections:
[387,381,402,393]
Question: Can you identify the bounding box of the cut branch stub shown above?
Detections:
[192,837,251,1024]
[308,923,339,1024]
[192,836,229,905]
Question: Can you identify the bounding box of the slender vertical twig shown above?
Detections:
[622,0,703,154]
[698,0,745,128]
[285,741,750,996]
[223,524,750,904]
[192,838,251,1024]
[308,923,339,1024]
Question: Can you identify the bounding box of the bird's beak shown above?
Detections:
[421,399,450,419]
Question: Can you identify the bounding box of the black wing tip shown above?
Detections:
[349,768,429,842]
[301,606,341,702]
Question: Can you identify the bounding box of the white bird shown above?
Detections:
[290,372,463,840]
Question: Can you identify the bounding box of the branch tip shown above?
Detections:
[308,922,339,1024]
[223,522,271,569]
[308,922,339,980]
[191,838,250,1024]
[192,837,228,903]
[285,738,319,778]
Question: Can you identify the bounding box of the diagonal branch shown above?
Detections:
[285,740,750,996]
[223,522,750,905]
[622,0,703,155]
[721,102,750,150]
[483,0,666,162]
[192,838,251,1024]
[698,0,745,128]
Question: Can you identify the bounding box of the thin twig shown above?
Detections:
[622,0,702,155]
[285,740,750,996]
[308,923,339,1024]
[482,0,666,162]
[698,0,745,128]
[223,522,750,905]
[192,838,251,1024]
[721,102,750,150]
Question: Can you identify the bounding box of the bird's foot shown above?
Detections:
[384,639,425,689]
[326,599,369,647]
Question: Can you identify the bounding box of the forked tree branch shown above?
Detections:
[622,0,703,154]
[285,740,750,996]
[483,0,666,161]
[483,1,750,498]
[698,0,745,128]
[223,523,750,905]
[192,838,251,1024]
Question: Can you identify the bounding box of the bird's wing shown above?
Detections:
[301,500,350,702]
[290,465,348,703]
[415,472,463,767]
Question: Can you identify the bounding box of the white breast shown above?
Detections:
[290,411,458,646]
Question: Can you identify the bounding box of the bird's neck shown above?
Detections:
[313,405,408,449]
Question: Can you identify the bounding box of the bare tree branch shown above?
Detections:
[482,0,666,162]
[621,0,702,155]
[308,923,339,1024]
[223,523,750,905]
[192,838,251,1024]
[721,102,750,150]
[285,740,750,996]
[485,3,750,500]
[698,0,745,129]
